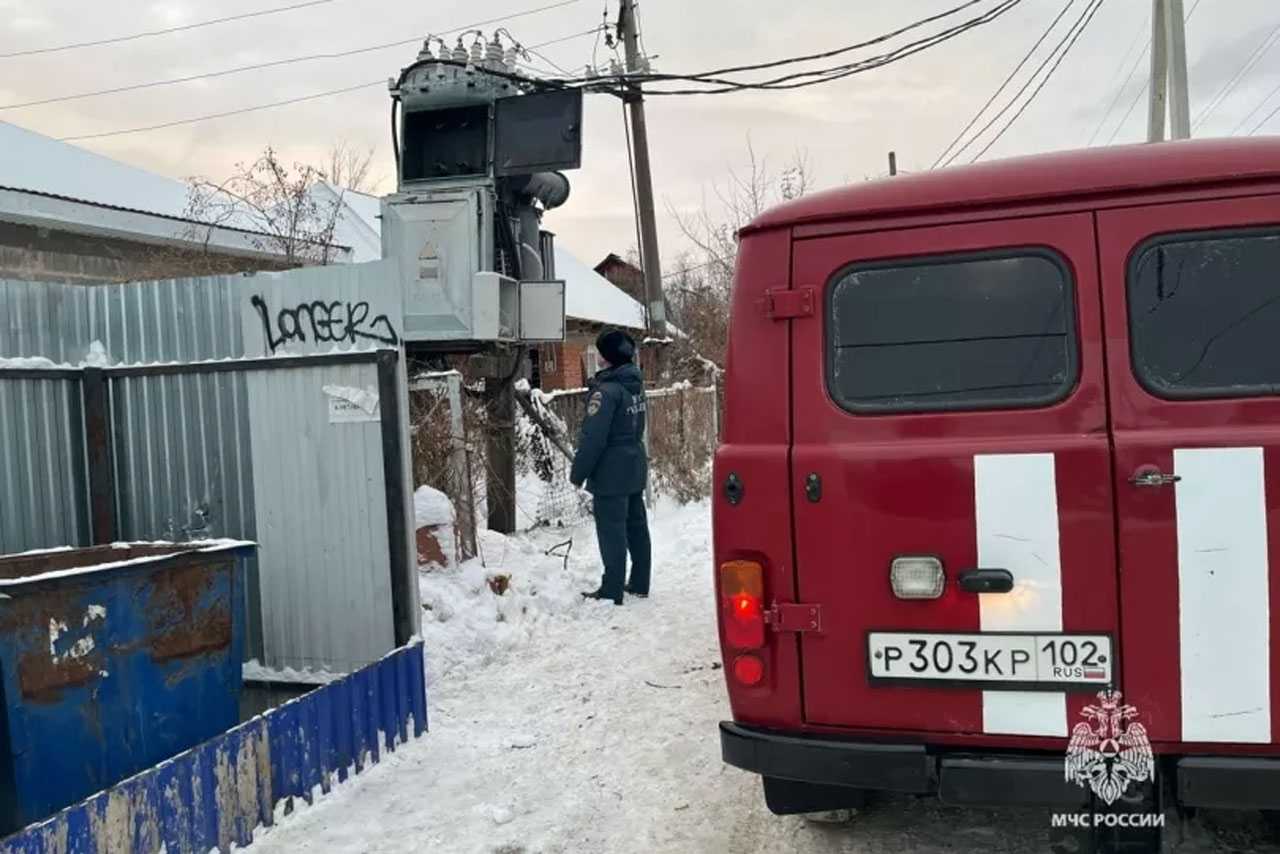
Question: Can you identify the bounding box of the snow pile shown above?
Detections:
[414,485,453,528]
[83,340,110,367]
[417,524,599,682]
[413,485,456,570]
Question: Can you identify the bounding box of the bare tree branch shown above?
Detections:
[659,139,819,378]
[184,146,345,267]
[327,140,381,193]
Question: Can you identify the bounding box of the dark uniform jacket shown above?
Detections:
[570,362,648,496]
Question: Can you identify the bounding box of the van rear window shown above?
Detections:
[1129,229,1280,399]
[826,250,1077,412]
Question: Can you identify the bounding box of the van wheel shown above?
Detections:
[761,777,867,817]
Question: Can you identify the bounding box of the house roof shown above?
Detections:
[0,119,191,218]
[0,119,356,260]
[312,183,382,263]
[555,246,645,329]
[748,137,1280,233]
[594,252,641,275]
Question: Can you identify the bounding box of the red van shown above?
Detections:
[714,138,1280,846]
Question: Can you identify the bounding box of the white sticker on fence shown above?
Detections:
[323,385,380,424]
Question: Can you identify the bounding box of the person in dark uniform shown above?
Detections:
[570,329,651,606]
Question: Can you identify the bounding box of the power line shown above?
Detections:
[642,0,1025,95]
[2,1,585,111]
[1085,9,1149,146]
[521,26,606,76]
[1193,17,1280,132]
[57,2,1018,140]
[932,0,1079,169]
[941,0,1100,166]
[969,0,1108,163]
[59,28,592,142]
[1107,77,1148,144]
[0,0,335,59]
[59,81,382,142]
[662,259,718,280]
[1232,76,1280,135]
[1246,92,1280,135]
[664,0,985,83]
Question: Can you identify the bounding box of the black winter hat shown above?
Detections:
[595,329,636,366]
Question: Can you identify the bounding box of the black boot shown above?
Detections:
[624,584,648,598]
[582,588,623,606]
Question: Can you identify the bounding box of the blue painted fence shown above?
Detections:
[0,641,427,854]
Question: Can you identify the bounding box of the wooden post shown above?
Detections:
[484,351,520,535]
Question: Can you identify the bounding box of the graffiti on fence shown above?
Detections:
[251,295,400,354]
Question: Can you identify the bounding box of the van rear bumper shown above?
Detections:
[722,722,1280,810]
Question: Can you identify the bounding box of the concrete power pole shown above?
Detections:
[1165,0,1191,139]
[618,0,668,341]
[1148,0,1191,142]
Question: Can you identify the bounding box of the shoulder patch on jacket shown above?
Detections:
[587,390,604,416]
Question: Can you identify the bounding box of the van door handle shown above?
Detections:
[1129,468,1181,488]
[958,569,1014,594]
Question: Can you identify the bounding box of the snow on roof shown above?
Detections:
[338,187,382,230]
[554,245,645,330]
[0,119,362,258]
[0,119,190,217]
[314,183,381,263]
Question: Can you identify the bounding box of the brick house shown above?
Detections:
[594,253,646,304]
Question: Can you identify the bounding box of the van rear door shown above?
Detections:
[1098,195,1280,747]
[789,213,1118,738]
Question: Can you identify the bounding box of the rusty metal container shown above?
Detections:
[0,541,252,834]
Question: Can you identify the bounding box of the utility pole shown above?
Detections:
[888,151,898,176]
[1147,0,1169,142]
[483,350,520,535]
[1148,0,1191,142]
[618,0,668,341]
[1165,0,1191,138]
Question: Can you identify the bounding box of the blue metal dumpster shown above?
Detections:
[0,541,253,834]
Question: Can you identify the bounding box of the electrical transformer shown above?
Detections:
[383,36,581,349]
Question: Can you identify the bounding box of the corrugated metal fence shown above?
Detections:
[0,266,416,675]
[0,372,88,553]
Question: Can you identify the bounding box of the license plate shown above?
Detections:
[867,632,1113,691]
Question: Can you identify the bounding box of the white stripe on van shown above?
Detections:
[1175,447,1271,743]
[974,453,1068,737]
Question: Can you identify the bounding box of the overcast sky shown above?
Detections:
[1,0,1277,266]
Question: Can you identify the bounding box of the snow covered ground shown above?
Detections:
[248,500,1280,854]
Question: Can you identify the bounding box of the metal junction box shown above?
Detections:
[381,187,492,342]
[519,280,566,341]
[382,188,565,346]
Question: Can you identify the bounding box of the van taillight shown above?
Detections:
[720,560,765,649]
